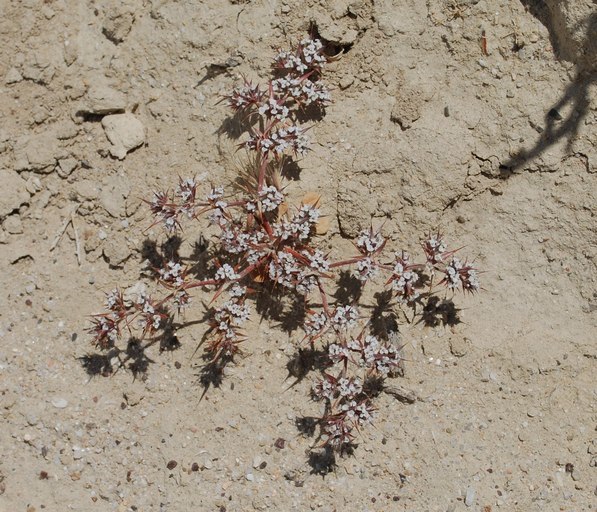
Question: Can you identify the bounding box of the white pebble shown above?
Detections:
[465,487,476,506]
[51,397,68,408]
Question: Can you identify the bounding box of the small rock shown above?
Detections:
[81,84,127,116]
[464,487,476,507]
[14,133,62,172]
[102,5,135,44]
[55,121,79,140]
[74,179,99,201]
[99,178,130,217]
[5,67,23,84]
[21,48,55,85]
[390,85,424,130]
[25,176,42,194]
[103,237,131,266]
[339,76,354,90]
[166,460,177,470]
[245,473,254,481]
[449,337,469,357]
[3,215,23,234]
[63,39,78,66]
[57,157,78,178]
[0,170,30,219]
[102,113,145,160]
[51,397,68,409]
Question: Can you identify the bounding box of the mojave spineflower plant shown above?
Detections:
[88,36,481,459]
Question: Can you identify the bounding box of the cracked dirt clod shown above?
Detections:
[101,113,145,160]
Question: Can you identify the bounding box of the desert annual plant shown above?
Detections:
[89,37,480,455]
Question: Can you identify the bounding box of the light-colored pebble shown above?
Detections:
[51,397,68,408]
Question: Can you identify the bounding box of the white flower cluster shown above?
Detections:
[466,269,480,291]
[444,258,463,289]
[228,283,247,298]
[303,79,330,104]
[300,38,326,69]
[330,305,359,330]
[360,335,401,375]
[105,289,121,310]
[159,261,184,287]
[245,232,268,265]
[271,76,302,97]
[304,249,329,272]
[355,257,378,282]
[271,77,330,107]
[258,97,289,121]
[267,251,319,295]
[95,316,119,345]
[391,252,420,303]
[312,376,334,401]
[356,229,385,254]
[423,233,447,264]
[259,185,284,211]
[274,49,309,74]
[274,204,320,241]
[445,258,480,292]
[175,178,197,203]
[337,377,363,398]
[137,294,162,331]
[295,275,317,296]
[228,82,263,111]
[150,192,178,232]
[214,263,239,282]
[220,227,249,254]
[247,125,310,157]
[341,400,373,425]
[214,300,250,327]
[173,290,191,311]
[206,187,225,202]
[312,375,363,402]
[323,421,353,448]
[304,311,328,336]
[208,200,229,226]
[174,178,197,219]
[328,343,350,363]
[275,38,326,74]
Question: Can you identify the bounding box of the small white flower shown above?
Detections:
[328,343,350,363]
[331,305,359,329]
[207,187,224,201]
[214,264,239,282]
[356,229,385,254]
[228,283,247,298]
[355,257,378,282]
[304,312,328,336]
[259,185,284,212]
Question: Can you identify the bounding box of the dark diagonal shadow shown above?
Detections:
[501,5,596,173]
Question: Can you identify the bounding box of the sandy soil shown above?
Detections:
[0,1,595,511]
